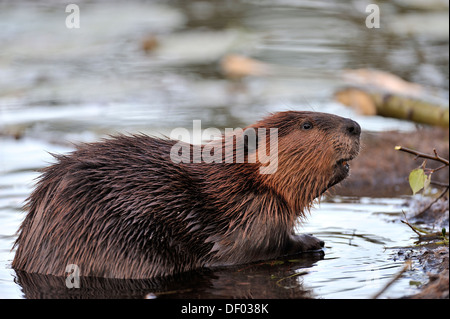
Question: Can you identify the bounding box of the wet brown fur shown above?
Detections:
[12,111,360,279]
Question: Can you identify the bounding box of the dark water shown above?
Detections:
[0,0,448,298]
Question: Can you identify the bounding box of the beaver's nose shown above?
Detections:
[344,119,361,137]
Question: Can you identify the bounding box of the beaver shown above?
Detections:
[12,111,360,279]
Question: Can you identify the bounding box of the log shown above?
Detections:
[335,87,449,128]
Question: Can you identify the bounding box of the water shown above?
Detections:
[0,0,448,298]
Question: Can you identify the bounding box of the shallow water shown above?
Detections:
[0,0,448,299]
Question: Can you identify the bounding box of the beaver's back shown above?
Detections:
[12,135,213,279]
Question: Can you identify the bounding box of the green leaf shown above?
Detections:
[409,168,427,195]
[409,280,422,287]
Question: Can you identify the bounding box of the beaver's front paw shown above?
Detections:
[287,234,324,254]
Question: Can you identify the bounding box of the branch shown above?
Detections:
[431,181,450,188]
[395,146,449,166]
[401,210,448,241]
[414,186,449,219]
[372,261,412,299]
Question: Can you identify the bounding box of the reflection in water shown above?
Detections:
[14,253,323,299]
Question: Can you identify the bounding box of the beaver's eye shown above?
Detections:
[302,122,313,130]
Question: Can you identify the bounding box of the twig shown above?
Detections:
[395,146,449,166]
[401,213,448,243]
[430,181,449,188]
[414,186,449,218]
[395,146,449,190]
[401,219,425,237]
[429,164,448,174]
[372,261,412,299]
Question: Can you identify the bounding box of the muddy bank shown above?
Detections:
[408,248,449,299]
[402,197,448,299]
[337,127,449,197]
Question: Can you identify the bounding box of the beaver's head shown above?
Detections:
[252,111,360,213]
